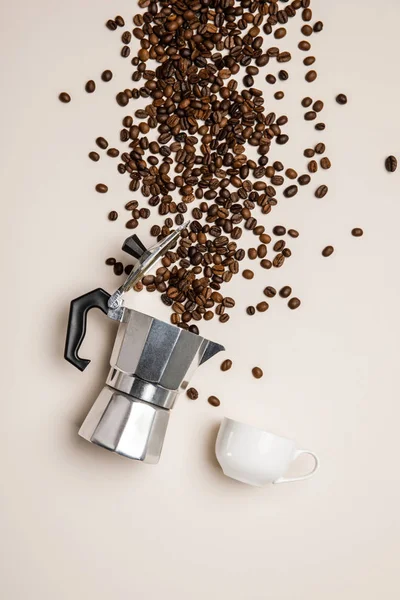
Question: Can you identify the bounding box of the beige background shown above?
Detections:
[1,0,400,598]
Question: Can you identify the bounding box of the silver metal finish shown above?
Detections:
[79,306,224,463]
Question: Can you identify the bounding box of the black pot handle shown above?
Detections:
[64,288,111,371]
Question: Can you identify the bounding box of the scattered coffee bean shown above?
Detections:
[284,185,298,198]
[95,183,108,193]
[315,142,325,154]
[247,306,256,316]
[315,185,328,198]
[308,160,318,173]
[274,91,285,100]
[106,20,117,31]
[315,122,326,131]
[336,93,347,105]
[89,152,100,162]
[305,70,317,82]
[288,229,299,238]
[298,174,311,185]
[385,156,397,172]
[301,25,313,36]
[101,70,113,82]
[208,396,220,407]
[286,168,298,179]
[107,148,119,158]
[301,97,313,107]
[221,359,232,372]
[305,111,316,121]
[96,137,108,150]
[304,148,315,158]
[264,286,276,298]
[275,27,287,39]
[351,228,363,237]
[320,157,331,169]
[304,56,316,66]
[116,92,129,106]
[313,21,323,32]
[256,301,269,312]
[115,16,125,27]
[113,262,123,276]
[252,367,263,379]
[108,211,118,221]
[313,100,324,112]
[105,257,116,266]
[85,80,96,93]
[273,225,286,236]
[243,270,254,280]
[260,259,272,269]
[279,286,292,298]
[288,297,301,309]
[298,41,311,51]
[186,388,198,400]
[322,246,334,257]
[59,92,71,103]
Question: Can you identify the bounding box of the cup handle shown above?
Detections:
[273,450,319,484]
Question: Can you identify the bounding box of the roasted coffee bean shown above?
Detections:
[274,91,284,100]
[257,244,267,258]
[313,21,323,32]
[298,41,311,51]
[242,269,254,280]
[322,246,334,257]
[276,134,289,145]
[351,228,364,237]
[385,155,397,172]
[219,314,230,323]
[304,111,316,121]
[116,92,129,106]
[304,148,315,158]
[286,168,298,179]
[315,185,328,198]
[320,157,331,169]
[264,286,276,298]
[252,367,263,379]
[308,160,318,173]
[189,325,199,335]
[115,15,125,27]
[106,20,117,31]
[256,301,269,313]
[315,143,325,154]
[266,74,276,84]
[126,218,138,229]
[125,200,138,210]
[298,174,311,185]
[85,80,96,93]
[273,253,285,268]
[113,262,123,276]
[288,297,301,309]
[288,229,299,238]
[278,70,289,81]
[305,70,317,82]
[301,97,313,107]
[59,92,71,103]
[221,359,232,372]
[260,259,272,269]
[273,225,286,236]
[96,137,108,149]
[336,93,347,105]
[284,185,298,198]
[279,286,292,298]
[101,70,113,82]
[108,211,118,221]
[105,257,116,266]
[122,31,131,44]
[301,25,313,36]
[302,8,312,21]
[274,240,285,252]
[107,148,119,158]
[208,396,220,407]
[89,151,100,162]
[260,234,271,244]
[186,388,198,400]
[304,56,316,66]
[313,100,324,112]
[275,27,287,39]
[95,183,108,193]
[248,248,258,260]
[125,265,133,275]
[247,306,256,316]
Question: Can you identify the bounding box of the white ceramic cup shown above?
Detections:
[215,418,319,486]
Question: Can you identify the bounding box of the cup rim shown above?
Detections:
[221,417,293,443]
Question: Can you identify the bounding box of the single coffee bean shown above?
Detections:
[273,225,286,236]
[313,21,323,32]
[121,31,131,44]
[264,286,276,297]
[273,253,285,268]
[322,246,334,257]
[85,80,96,93]
[105,257,116,266]
[315,185,328,198]
[257,244,267,258]
[298,41,311,51]
[274,240,285,252]
[304,111,316,121]
[101,70,113,82]
[260,234,271,244]
[260,259,272,269]
[315,123,326,131]
[304,56,316,66]
[113,262,123,276]
[298,174,311,185]
[279,286,292,298]
[351,228,363,237]
[313,100,324,112]
[221,359,233,372]
[59,92,71,103]
[385,155,397,172]
[278,70,289,81]
[256,302,269,313]
[315,142,326,154]
[276,135,289,145]
[308,160,318,173]
[186,388,198,400]
[107,148,119,158]
[275,27,287,39]
[305,70,317,82]
[189,325,199,335]
[208,396,220,407]
[288,297,301,310]
[304,148,315,157]
[108,211,118,221]
[252,367,263,379]
[301,97,313,107]
[336,93,347,105]
[284,185,298,198]
[302,8,312,21]
[274,91,284,100]
[282,248,292,258]
[89,151,100,162]
[115,15,125,27]
[288,229,299,238]
[126,218,138,229]
[286,168,298,179]
[121,46,130,58]
[106,19,117,31]
[242,269,254,280]
[266,74,277,84]
[95,183,108,193]
[320,157,331,169]
[96,137,108,149]
[116,92,129,106]
[248,248,258,260]
[247,306,256,316]
[125,265,133,275]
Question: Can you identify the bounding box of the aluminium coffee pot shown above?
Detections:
[65,223,225,464]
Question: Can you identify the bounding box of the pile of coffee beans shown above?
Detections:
[59,0,365,331]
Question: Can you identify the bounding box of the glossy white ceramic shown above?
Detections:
[215,418,319,486]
